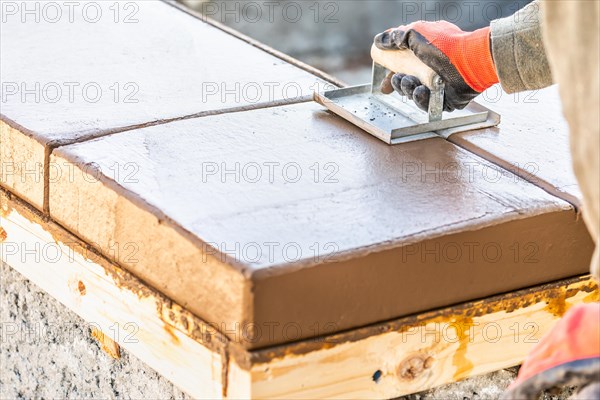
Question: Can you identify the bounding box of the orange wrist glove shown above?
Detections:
[374,21,499,112]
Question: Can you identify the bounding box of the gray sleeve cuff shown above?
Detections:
[490,1,553,94]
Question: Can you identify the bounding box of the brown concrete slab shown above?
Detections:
[450,85,581,206]
[0,0,326,210]
[49,102,594,348]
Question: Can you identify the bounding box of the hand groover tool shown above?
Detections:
[314,45,500,144]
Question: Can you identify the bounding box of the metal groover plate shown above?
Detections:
[314,64,500,145]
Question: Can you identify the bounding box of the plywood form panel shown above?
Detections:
[0,0,326,210]
[49,102,594,348]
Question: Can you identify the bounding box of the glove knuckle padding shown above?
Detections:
[389,29,408,49]
[390,74,403,94]
[413,86,430,111]
[374,21,498,112]
[400,75,420,98]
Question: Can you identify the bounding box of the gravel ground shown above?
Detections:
[0,262,188,399]
[0,261,574,399]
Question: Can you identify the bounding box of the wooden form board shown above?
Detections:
[0,0,328,210]
[48,101,594,348]
[0,190,227,399]
[1,189,597,399]
[241,279,599,399]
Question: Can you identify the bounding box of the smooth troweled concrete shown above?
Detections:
[452,85,581,205]
[49,102,594,348]
[0,0,325,210]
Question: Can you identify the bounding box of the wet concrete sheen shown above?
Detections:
[51,102,594,347]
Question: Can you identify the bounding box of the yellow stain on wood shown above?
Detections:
[0,200,9,217]
[163,323,181,345]
[544,286,570,317]
[451,318,475,381]
[77,280,87,296]
[583,290,600,303]
[91,327,121,359]
[543,282,599,318]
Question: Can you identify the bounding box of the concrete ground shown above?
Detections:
[0,261,574,399]
[0,261,188,399]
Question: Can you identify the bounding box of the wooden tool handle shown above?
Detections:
[371,44,438,89]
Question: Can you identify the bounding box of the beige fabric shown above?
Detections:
[542,1,600,280]
[490,1,599,280]
[490,1,553,93]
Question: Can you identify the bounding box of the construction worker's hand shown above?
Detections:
[374,21,499,112]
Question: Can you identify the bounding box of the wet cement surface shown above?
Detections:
[50,101,593,347]
[0,1,323,143]
[0,0,325,210]
[451,85,581,205]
